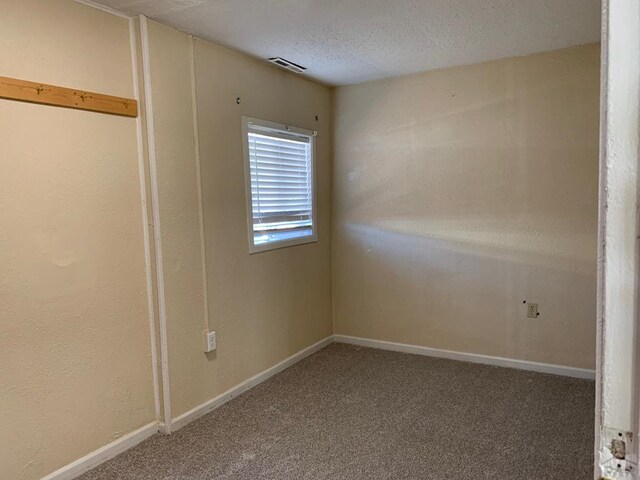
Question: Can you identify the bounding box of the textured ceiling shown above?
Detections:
[92,0,601,86]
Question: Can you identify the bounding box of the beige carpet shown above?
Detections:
[78,343,594,479]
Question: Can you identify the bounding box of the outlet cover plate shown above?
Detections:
[204,331,216,352]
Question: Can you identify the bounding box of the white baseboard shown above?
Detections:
[334,335,595,380]
[41,422,159,480]
[170,335,334,431]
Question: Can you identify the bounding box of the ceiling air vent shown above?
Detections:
[268,57,306,74]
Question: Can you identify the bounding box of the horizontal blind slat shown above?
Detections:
[253,204,311,209]
[251,186,310,192]
[250,158,309,168]
[249,132,309,148]
[252,196,310,201]
[251,179,310,187]
[250,170,310,180]
[249,143,308,154]
[254,215,312,222]
[253,159,308,169]
[250,164,309,174]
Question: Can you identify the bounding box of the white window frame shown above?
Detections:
[242,116,318,254]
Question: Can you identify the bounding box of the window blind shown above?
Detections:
[247,129,313,246]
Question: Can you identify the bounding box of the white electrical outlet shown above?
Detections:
[204,331,216,352]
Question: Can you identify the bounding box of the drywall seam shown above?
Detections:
[595,0,609,476]
[170,336,334,431]
[189,35,211,334]
[128,15,161,422]
[73,0,130,19]
[329,88,337,337]
[139,15,172,432]
[334,336,596,380]
[40,422,159,480]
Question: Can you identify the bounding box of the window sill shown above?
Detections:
[249,233,318,254]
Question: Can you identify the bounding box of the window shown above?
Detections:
[242,117,317,253]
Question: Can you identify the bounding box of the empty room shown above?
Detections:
[2,1,640,479]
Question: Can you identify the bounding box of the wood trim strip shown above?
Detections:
[0,75,138,117]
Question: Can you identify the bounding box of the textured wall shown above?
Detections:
[144,22,333,421]
[333,45,600,369]
[0,1,155,479]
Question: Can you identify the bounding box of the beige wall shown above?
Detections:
[144,21,333,421]
[333,45,600,369]
[0,2,156,479]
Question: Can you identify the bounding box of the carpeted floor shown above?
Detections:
[78,343,594,479]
